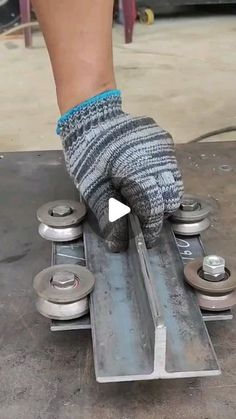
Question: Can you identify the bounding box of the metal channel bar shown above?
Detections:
[175,234,232,321]
[84,217,220,382]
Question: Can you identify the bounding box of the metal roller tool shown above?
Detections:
[171,194,236,313]
[37,200,86,241]
[171,194,211,236]
[184,255,236,311]
[33,264,95,320]
[34,194,234,382]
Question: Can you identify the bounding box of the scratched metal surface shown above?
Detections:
[84,223,155,380]
[52,241,86,266]
[175,234,205,265]
[50,240,88,331]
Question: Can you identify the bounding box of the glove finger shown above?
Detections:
[157,171,182,215]
[82,180,128,252]
[142,213,164,248]
[174,170,184,199]
[120,175,164,248]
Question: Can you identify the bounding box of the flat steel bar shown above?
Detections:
[50,240,87,331]
[202,310,233,321]
[51,315,91,331]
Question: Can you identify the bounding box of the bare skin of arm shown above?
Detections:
[31,0,116,114]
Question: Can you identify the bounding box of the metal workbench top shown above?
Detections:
[0,142,235,419]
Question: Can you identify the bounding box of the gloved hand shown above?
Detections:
[57,90,184,251]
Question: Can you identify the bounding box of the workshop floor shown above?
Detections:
[0,10,236,152]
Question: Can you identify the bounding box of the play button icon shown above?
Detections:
[108,198,130,222]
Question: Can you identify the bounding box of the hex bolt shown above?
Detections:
[180,198,199,212]
[52,204,72,217]
[203,255,225,282]
[51,271,77,289]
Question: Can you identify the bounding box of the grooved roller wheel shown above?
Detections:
[172,194,211,223]
[37,200,86,241]
[38,223,83,242]
[33,264,95,320]
[171,194,212,236]
[196,290,236,312]
[172,218,210,236]
[184,258,236,311]
[184,258,236,294]
[36,296,89,320]
[33,264,95,303]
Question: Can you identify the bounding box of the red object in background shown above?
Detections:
[122,0,136,43]
[19,0,32,47]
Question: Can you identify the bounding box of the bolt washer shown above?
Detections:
[33,264,95,303]
[184,258,236,311]
[37,200,86,241]
[37,200,86,228]
[171,194,211,223]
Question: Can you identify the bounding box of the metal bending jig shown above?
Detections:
[33,194,235,382]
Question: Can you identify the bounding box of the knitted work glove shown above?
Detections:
[57,90,184,251]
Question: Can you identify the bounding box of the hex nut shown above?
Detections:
[203,271,226,282]
[52,205,72,217]
[52,271,76,289]
[180,199,199,212]
[203,255,225,276]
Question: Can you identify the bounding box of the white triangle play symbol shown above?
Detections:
[108,198,130,222]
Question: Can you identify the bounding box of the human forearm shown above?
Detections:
[32,0,116,113]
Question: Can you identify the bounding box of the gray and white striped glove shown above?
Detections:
[57,90,184,251]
